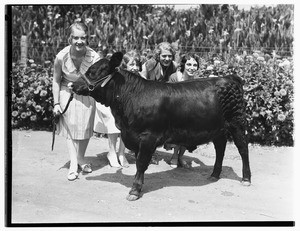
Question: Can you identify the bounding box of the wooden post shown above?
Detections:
[20,35,28,65]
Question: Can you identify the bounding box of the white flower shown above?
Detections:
[235,55,241,61]
[214,60,221,65]
[277,114,286,121]
[280,89,287,96]
[85,18,93,24]
[223,30,229,36]
[206,66,214,71]
[257,56,265,61]
[234,28,242,32]
[280,59,291,69]
[55,13,61,19]
[246,55,253,60]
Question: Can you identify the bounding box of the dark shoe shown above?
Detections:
[80,164,93,173]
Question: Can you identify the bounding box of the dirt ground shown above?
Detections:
[10,130,295,224]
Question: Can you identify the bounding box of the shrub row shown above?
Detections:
[10,52,294,146]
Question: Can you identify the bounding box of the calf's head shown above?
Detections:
[71,52,123,98]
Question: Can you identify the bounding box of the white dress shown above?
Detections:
[94,103,120,134]
[55,45,100,140]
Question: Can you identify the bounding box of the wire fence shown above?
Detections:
[12,40,293,64]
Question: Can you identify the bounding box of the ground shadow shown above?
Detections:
[59,151,114,172]
[85,149,242,198]
[59,151,137,173]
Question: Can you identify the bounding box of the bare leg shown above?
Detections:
[107,133,121,167]
[76,138,92,173]
[118,137,129,167]
[66,138,79,180]
[77,139,90,165]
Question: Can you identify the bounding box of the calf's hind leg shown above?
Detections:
[126,134,157,201]
[210,134,227,181]
[229,124,251,186]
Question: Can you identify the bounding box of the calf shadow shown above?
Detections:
[85,150,242,197]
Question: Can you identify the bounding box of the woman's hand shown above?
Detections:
[53,104,62,115]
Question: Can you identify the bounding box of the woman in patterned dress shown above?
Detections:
[52,22,100,181]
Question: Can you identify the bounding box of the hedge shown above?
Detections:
[10,51,294,146]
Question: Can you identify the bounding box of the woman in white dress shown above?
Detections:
[94,103,128,167]
[94,50,143,167]
[52,22,100,181]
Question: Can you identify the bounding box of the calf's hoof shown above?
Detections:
[179,160,191,169]
[242,179,251,186]
[207,175,219,182]
[126,194,139,201]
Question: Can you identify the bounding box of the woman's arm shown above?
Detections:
[52,57,63,114]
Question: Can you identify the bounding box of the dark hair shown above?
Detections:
[153,42,176,62]
[67,22,89,45]
[120,50,142,71]
[179,53,200,72]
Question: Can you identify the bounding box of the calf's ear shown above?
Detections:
[109,52,123,70]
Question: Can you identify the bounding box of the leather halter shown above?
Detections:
[80,71,116,91]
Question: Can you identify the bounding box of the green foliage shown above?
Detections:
[10,54,294,146]
[11,60,54,130]
[11,4,294,62]
[242,57,294,146]
[10,5,294,146]
[198,52,294,146]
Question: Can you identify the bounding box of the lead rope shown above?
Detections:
[51,92,74,151]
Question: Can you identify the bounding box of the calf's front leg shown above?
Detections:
[126,133,157,201]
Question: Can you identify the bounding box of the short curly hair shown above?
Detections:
[179,53,200,73]
[153,42,176,62]
[120,50,142,71]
